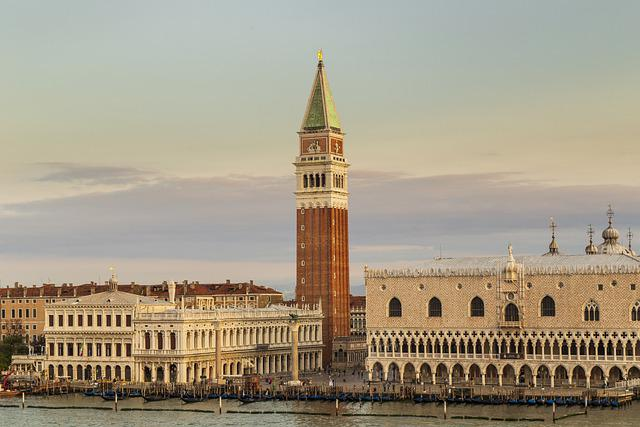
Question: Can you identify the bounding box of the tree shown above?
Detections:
[0,335,28,371]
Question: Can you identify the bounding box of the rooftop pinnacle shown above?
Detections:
[300,51,342,133]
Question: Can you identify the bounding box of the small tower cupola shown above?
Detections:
[108,266,118,292]
[543,217,560,256]
[585,224,598,255]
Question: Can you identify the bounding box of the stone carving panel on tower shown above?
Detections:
[301,137,328,155]
[330,138,343,155]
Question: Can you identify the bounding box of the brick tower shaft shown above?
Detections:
[294,54,350,367]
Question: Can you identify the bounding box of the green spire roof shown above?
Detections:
[301,59,341,133]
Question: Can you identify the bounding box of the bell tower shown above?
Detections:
[294,51,350,367]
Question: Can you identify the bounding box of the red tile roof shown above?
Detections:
[0,281,282,299]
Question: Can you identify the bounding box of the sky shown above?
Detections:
[2,1,640,296]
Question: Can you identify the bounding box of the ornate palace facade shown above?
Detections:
[366,213,640,389]
[0,279,282,345]
[43,278,322,382]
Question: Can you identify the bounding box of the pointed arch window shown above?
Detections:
[632,301,640,321]
[584,300,600,321]
[428,297,442,317]
[470,297,484,317]
[388,298,402,317]
[541,296,556,317]
[303,175,308,188]
[504,303,519,322]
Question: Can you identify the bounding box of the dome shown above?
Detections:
[598,240,632,255]
[602,225,620,240]
[585,242,598,255]
[597,206,632,255]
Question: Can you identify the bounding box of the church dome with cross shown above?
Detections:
[597,206,634,255]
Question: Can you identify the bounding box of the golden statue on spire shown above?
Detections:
[317,49,323,62]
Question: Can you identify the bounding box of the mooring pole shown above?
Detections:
[219,395,222,414]
[443,399,447,419]
[335,397,339,416]
[552,401,556,423]
[114,391,118,412]
[22,392,25,409]
[584,394,588,416]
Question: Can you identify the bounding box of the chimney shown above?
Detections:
[168,281,176,304]
[226,279,231,284]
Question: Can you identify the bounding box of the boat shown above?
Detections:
[101,391,126,401]
[128,390,142,398]
[239,395,259,404]
[143,394,168,402]
[181,394,207,404]
[0,390,20,398]
[83,389,98,397]
[220,392,237,400]
[346,394,359,402]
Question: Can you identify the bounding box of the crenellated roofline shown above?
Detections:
[365,254,640,279]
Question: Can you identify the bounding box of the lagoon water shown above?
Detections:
[2,394,640,426]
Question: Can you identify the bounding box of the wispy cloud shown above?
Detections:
[35,162,157,186]
[1,170,639,290]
